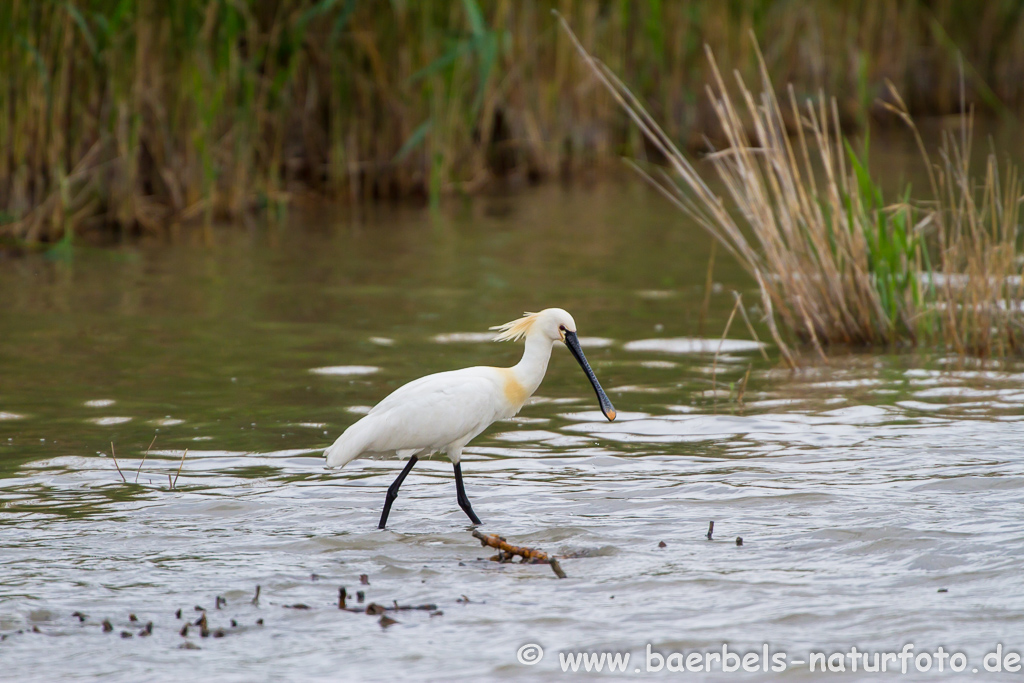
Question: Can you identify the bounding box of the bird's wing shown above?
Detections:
[363,368,502,453]
[368,367,499,416]
[367,370,457,416]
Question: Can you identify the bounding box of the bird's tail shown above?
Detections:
[324,420,372,469]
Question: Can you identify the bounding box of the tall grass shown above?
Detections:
[560,16,1024,359]
[4,1,1024,242]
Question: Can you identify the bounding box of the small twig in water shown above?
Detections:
[698,241,717,336]
[706,521,715,540]
[136,434,157,483]
[471,530,566,577]
[172,449,188,489]
[391,603,437,612]
[549,558,567,579]
[110,442,126,483]
[733,292,770,362]
[251,585,260,606]
[711,296,742,412]
[472,530,551,562]
[338,587,346,610]
[358,602,437,613]
[736,365,752,408]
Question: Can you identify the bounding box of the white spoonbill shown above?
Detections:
[324,308,616,528]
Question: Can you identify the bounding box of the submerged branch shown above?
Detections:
[471,530,567,578]
[472,530,551,562]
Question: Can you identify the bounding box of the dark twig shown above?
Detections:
[197,613,209,638]
[171,449,188,489]
[359,602,436,615]
[110,442,126,483]
[136,434,157,483]
[549,558,567,579]
[736,365,752,408]
[712,296,742,413]
[698,241,717,336]
[707,521,715,540]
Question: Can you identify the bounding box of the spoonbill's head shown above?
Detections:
[492,308,617,422]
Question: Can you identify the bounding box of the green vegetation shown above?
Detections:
[4,1,1024,242]
[563,18,1024,359]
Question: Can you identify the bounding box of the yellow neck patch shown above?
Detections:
[499,369,529,407]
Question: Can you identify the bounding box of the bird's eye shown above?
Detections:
[559,325,566,331]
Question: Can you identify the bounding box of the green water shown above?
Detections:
[2,179,1024,681]
[0,182,745,474]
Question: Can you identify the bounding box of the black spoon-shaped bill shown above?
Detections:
[563,331,616,421]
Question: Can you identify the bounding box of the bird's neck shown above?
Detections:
[510,332,554,397]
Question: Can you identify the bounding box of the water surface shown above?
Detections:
[1,181,1023,681]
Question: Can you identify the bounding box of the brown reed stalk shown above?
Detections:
[110,442,126,483]
[172,449,188,490]
[559,16,1024,358]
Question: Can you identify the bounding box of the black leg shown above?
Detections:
[378,455,418,529]
[453,462,482,525]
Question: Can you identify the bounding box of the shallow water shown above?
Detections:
[2,181,1024,681]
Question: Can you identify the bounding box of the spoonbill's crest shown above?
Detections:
[324,307,616,528]
[491,307,575,342]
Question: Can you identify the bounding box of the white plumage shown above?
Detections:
[323,307,616,528]
[324,368,514,468]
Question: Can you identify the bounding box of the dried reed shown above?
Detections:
[559,17,1024,358]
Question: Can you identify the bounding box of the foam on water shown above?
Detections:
[431,332,497,343]
[624,338,767,354]
[309,366,380,376]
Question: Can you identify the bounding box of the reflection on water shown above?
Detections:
[2,182,1024,681]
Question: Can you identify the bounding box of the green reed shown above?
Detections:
[3,0,1024,242]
